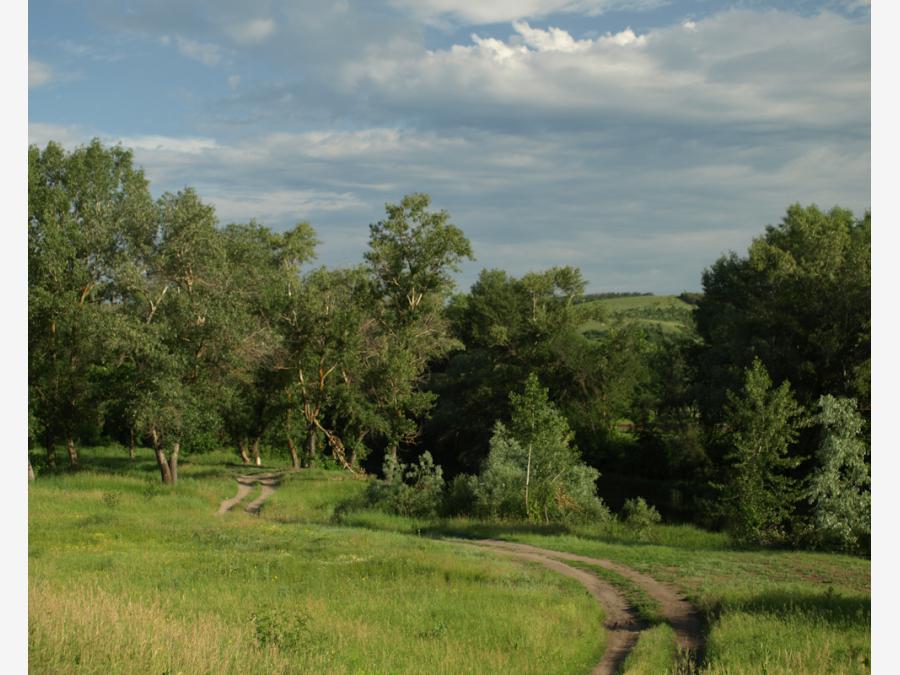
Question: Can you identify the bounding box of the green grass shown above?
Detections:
[328,510,870,674]
[579,294,696,337]
[29,445,870,673]
[29,447,604,674]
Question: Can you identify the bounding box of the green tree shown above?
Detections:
[474,374,608,523]
[695,204,870,421]
[283,266,381,471]
[218,221,318,467]
[806,395,870,551]
[718,359,806,546]
[28,140,155,469]
[364,194,473,461]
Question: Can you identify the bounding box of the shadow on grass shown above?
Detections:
[710,589,870,628]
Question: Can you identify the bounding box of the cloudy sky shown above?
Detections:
[28,0,870,293]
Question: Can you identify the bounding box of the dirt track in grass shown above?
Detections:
[216,477,704,672]
[216,472,284,515]
[469,539,705,674]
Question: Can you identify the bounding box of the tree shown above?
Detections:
[28,140,155,469]
[473,374,608,523]
[717,359,806,546]
[806,395,870,551]
[218,221,318,467]
[283,266,381,472]
[694,204,870,422]
[364,194,473,462]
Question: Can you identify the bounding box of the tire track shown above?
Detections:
[464,541,641,675]
[476,539,705,667]
[216,472,284,515]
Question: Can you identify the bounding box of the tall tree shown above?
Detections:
[717,359,807,547]
[694,204,870,422]
[218,221,318,467]
[364,193,473,462]
[28,140,155,469]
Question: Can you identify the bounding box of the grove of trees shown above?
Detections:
[28,139,871,552]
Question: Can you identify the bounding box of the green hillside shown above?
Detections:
[579,294,697,338]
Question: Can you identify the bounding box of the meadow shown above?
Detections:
[29,447,870,674]
[578,294,697,337]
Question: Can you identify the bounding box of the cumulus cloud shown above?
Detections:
[28,59,52,88]
[344,10,868,133]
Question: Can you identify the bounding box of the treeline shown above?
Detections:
[29,140,471,483]
[28,140,870,552]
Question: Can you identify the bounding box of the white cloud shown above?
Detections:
[387,0,664,25]
[114,134,221,155]
[28,59,52,88]
[228,74,241,91]
[173,35,225,66]
[344,11,868,132]
[224,17,275,45]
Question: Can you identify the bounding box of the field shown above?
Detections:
[29,447,870,674]
[579,295,697,337]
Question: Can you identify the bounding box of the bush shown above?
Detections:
[366,452,445,518]
[621,497,662,533]
[469,376,612,525]
[444,473,478,516]
[251,608,312,652]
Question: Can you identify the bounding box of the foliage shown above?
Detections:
[717,359,807,547]
[471,374,610,524]
[366,452,446,518]
[805,396,870,551]
[694,204,870,420]
[251,608,313,652]
[621,497,662,533]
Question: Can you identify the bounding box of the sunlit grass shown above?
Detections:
[28,449,604,674]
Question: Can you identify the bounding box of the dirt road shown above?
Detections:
[216,472,284,515]
[470,539,705,674]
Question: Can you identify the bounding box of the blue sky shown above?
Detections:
[28,0,871,293]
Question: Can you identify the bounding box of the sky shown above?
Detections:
[27,0,870,294]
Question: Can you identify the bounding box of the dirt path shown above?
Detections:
[216,472,284,515]
[471,539,705,673]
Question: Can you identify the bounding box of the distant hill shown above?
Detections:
[579,294,697,338]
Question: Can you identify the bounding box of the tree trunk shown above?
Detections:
[252,437,261,466]
[239,439,251,465]
[287,435,301,470]
[389,444,398,462]
[525,442,532,519]
[129,428,136,460]
[168,442,180,484]
[66,437,79,470]
[305,424,317,468]
[28,462,35,481]
[150,428,173,484]
[45,443,57,470]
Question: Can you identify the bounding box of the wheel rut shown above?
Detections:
[470,539,705,674]
[216,471,284,515]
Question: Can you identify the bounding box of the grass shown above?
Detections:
[29,445,871,673]
[28,447,604,674]
[329,510,870,673]
[579,294,696,337]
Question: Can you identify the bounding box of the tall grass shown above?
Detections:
[29,450,604,674]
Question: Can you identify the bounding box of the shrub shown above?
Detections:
[366,452,445,518]
[251,608,312,652]
[470,375,611,524]
[444,473,478,516]
[621,497,662,533]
